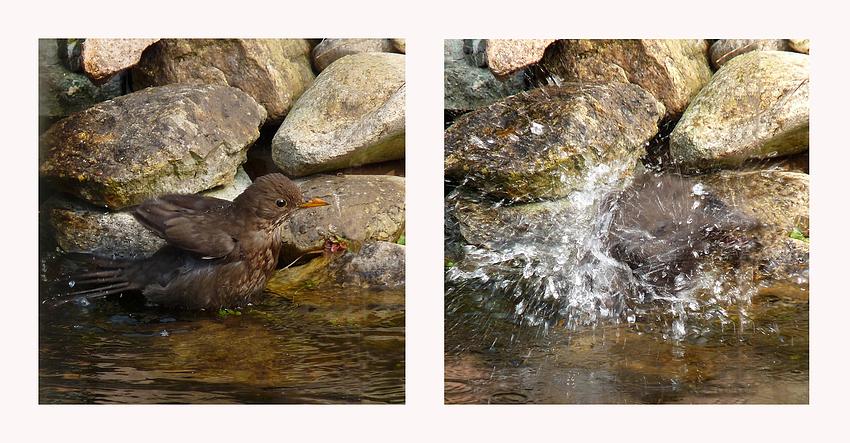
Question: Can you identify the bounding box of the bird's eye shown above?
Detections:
[276,199,287,208]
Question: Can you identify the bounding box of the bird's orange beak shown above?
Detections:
[299,197,329,208]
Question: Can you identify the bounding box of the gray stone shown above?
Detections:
[131,39,314,125]
[38,39,126,131]
[444,39,531,112]
[537,39,712,119]
[42,194,166,258]
[39,83,267,209]
[280,174,406,262]
[486,39,557,80]
[82,38,160,85]
[444,82,665,201]
[272,52,405,177]
[311,38,398,72]
[670,51,809,172]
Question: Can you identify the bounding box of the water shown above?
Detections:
[444,171,807,403]
[445,285,808,404]
[39,285,404,404]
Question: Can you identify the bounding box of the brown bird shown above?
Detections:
[54,173,329,309]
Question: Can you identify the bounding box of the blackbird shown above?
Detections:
[605,172,761,292]
[53,173,329,309]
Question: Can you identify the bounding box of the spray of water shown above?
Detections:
[446,170,761,340]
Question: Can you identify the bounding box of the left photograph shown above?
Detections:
[38,38,406,404]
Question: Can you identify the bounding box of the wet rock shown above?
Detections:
[267,241,406,293]
[42,168,253,257]
[537,39,712,119]
[81,38,160,85]
[38,39,126,132]
[670,51,809,172]
[445,82,664,201]
[131,39,314,125]
[272,52,405,177]
[281,174,406,262]
[311,38,399,72]
[42,194,166,258]
[708,39,793,69]
[485,39,556,80]
[701,170,809,298]
[39,83,267,209]
[444,39,531,113]
[446,185,584,254]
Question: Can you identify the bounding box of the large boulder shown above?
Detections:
[536,39,712,119]
[445,82,665,201]
[670,51,809,172]
[131,38,314,125]
[39,83,267,209]
[272,52,405,177]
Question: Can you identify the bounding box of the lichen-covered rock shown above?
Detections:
[131,39,314,125]
[444,82,665,201]
[670,51,809,172]
[272,52,405,177]
[537,39,712,118]
[39,83,267,209]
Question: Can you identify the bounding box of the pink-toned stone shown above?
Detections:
[486,39,556,80]
[82,38,160,86]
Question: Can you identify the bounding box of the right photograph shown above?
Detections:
[443,39,809,404]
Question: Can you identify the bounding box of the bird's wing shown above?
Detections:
[134,195,236,259]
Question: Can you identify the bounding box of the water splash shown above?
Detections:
[446,171,761,339]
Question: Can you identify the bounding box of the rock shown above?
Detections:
[38,39,126,132]
[392,38,406,53]
[537,39,712,119]
[271,52,405,177]
[42,167,252,257]
[39,83,267,209]
[41,194,166,258]
[131,39,314,125]
[701,170,809,299]
[486,39,557,80]
[669,51,809,172]
[311,38,399,72]
[280,174,406,262]
[81,38,160,86]
[788,39,809,54]
[708,39,793,69]
[267,241,405,294]
[444,39,531,112]
[444,82,665,201]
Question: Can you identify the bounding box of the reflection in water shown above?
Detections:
[39,287,404,404]
[445,286,807,404]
